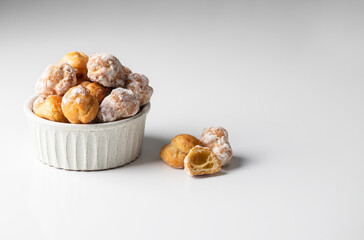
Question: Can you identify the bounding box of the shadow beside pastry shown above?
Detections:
[223,155,248,171]
[190,170,227,179]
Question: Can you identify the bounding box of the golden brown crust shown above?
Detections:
[160,134,202,168]
[184,146,221,176]
[61,85,99,124]
[80,81,91,87]
[59,51,89,78]
[160,144,186,168]
[77,77,90,85]
[33,95,68,123]
[80,81,107,104]
[171,134,202,153]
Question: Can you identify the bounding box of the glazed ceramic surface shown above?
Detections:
[24,96,150,171]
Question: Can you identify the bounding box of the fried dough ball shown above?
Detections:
[77,76,90,85]
[122,65,132,75]
[59,51,89,78]
[61,85,99,124]
[36,63,77,97]
[126,73,153,106]
[87,53,127,88]
[160,134,202,168]
[33,95,68,123]
[184,146,221,176]
[97,88,139,123]
[80,81,90,87]
[200,127,233,166]
[80,81,108,103]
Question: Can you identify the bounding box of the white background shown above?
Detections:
[1,0,363,239]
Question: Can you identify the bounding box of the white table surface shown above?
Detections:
[1,1,363,239]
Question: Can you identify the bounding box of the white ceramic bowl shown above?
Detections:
[24,96,150,171]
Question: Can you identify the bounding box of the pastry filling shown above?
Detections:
[189,149,216,171]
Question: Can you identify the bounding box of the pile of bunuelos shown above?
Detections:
[33,51,153,124]
[33,52,231,176]
[160,127,233,176]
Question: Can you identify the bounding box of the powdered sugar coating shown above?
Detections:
[122,65,132,75]
[97,88,140,122]
[126,73,153,106]
[87,53,126,88]
[62,85,88,105]
[36,63,77,97]
[200,127,233,166]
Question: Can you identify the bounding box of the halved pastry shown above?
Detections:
[184,146,221,176]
